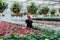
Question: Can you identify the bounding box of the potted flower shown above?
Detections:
[0,1,8,13]
[50,9,56,17]
[10,2,22,17]
[37,5,49,16]
[0,0,8,17]
[27,2,38,15]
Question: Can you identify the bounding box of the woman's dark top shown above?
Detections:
[25,19,33,28]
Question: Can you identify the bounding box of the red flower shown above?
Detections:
[0,29,5,36]
[19,29,24,34]
[17,26,22,30]
[25,30,30,34]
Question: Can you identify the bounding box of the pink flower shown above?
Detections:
[11,24,17,28]
[17,26,22,30]
[30,28,33,30]
[20,34,23,38]
[24,27,29,30]
[6,32,11,35]
[16,32,19,34]
[0,29,5,35]
[25,30,30,34]
[37,30,42,35]
[19,29,24,34]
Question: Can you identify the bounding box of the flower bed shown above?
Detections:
[0,21,42,40]
[0,21,60,40]
[33,20,60,25]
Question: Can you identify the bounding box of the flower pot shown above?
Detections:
[41,10,48,14]
[40,10,48,17]
[28,9,34,15]
[11,8,21,17]
[13,8,20,13]
[0,9,3,13]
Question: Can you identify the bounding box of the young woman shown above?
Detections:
[25,15,33,29]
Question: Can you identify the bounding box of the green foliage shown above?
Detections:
[0,0,8,12]
[20,11,28,15]
[37,5,49,14]
[23,11,28,15]
[3,26,60,40]
[3,33,20,40]
[40,5,49,11]
[10,2,22,12]
[3,30,60,40]
[27,2,38,14]
[50,9,56,15]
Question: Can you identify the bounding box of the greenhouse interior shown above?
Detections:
[0,0,60,40]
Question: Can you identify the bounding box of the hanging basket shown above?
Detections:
[10,2,22,13]
[0,1,8,13]
[37,5,49,15]
[10,2,22,17]
[27,2,38,15]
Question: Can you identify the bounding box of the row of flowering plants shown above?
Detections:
[0,21,60,40]
[0,21,42,40]
[3,28,60,40]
